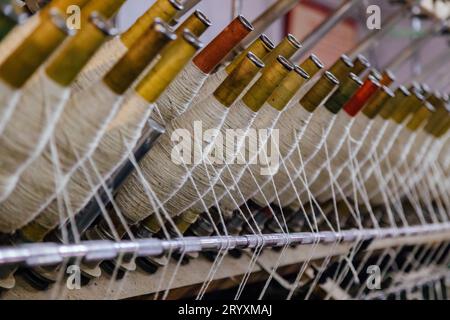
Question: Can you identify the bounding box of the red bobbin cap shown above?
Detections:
[343,74,381,117]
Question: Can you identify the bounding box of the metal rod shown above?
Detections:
[241,0,299,47]
[173,0,202,22]
[60,120,164,241]
[231,0,243,21]
[437,71,450,92]
[411,49,450,83]
[383,25,437,71]
[1,223,449,267]
[292,0,360,61]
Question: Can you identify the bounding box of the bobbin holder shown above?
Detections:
[60,119,165,242]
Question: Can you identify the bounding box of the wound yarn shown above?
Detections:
[189,68,228,107]
[350,120,406,203]
[71,37,128,93]
[363,128,417,204]
[341,116,390,197]
[114,96,230,225]
[0,80,20,133]
[0,82,121,233]
[257,106,339,207]
[0,71,69,203]
[34,92,151,231]
[151,62,208,126]
[276,111,353,208]
[248,106,313,206]
[314,115,373,203]
[164,99,258,216]
[214,103,282,212]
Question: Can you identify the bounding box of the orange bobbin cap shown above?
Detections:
[381,69,396,86]
[193,15,254,74]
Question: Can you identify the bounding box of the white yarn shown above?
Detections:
[0,82,121,233]
[351,120,404,203]
[250,77,330,207]
[249,106,314,206]
[164,100,257,215]
[369,136,437,205]
[0,71,69,203]
[0,80,20,133]
[151,62,208,126]
[188,67,227,108]
[0,14,40,65]
[114,96,229,225]
[341,116,390,197]
[437,133,450,170]
[216,103,281,212]
[258,106,338,206]
[387,130,438,203]
[370,130,436,204]
[48,82,122,174]
[402,134,438,186]
[388,129,414,168]
[314,115,373,203]
[365,128,417,201]
[34,93,151,231]
[432,134,450,196]
[409,133,438,172]
[277,111,353,208]
[71,37,128,93]
[420,137,447,174]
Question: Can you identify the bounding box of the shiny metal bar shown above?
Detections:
[241,0,299,47]
[292,0,360,61]
[231,0,243,20]
[173,0,202,23]
[412,49,450,84]
[1,223,449,266]
[383,25,437,71]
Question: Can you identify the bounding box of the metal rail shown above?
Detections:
[173,0,202,23]
[292,0,360,61]
[61,119,164,241]
[1,223,449,267]
[383,24,439,71]
[410,49,450,83]
[241,0,299,47]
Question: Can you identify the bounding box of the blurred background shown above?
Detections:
[117,0,450,90]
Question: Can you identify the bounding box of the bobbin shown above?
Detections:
[191,9,212,27]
